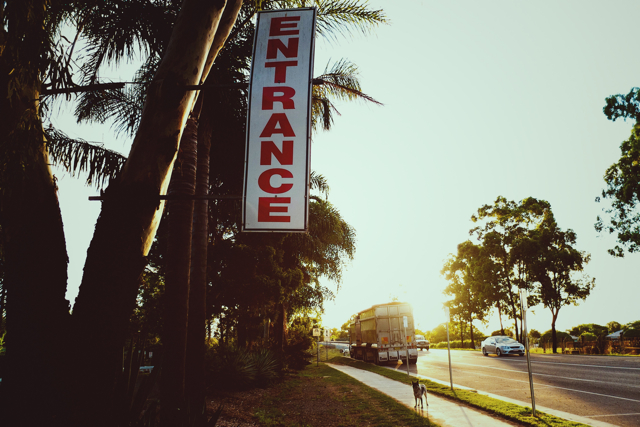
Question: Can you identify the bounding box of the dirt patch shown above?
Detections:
[206,387,270,426]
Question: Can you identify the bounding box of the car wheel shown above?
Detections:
[482,348,487,356]
[496,348,502,357]
[519,353,525,357]
[426,346,429,351]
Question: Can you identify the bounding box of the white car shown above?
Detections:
[481,336,525,357]
[416,337,430,351]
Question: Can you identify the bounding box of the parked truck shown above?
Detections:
[348,302,418,365]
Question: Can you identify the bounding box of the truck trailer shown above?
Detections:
[349,302,418,365]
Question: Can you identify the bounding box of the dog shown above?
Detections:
[412,380,428,409]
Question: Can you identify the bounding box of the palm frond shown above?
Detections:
[313,0,388,42]
[253,0,387,42]
[309,171,330,196]
[77,0,178,83]
[45,127,127,188]
[315,58,382,104]
[311,58,382,131]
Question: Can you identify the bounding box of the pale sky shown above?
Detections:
[52,1,640,338]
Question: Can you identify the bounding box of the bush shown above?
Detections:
[622,328,640,338]
[205,344,279,390]
[540,330,572,343]
[580,332,597,342]
[283,318,315,370]
[434,340,475,349]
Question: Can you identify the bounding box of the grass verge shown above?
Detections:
[253,361,438,426]
[330,357,590,427]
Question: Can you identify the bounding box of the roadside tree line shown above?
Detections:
[441,197,595,354]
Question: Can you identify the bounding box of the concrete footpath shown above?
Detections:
[327,363,516,427]
[327,363,616,427]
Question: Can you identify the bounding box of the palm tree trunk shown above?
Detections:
[0,19,71,420]
[70,1,227,424]
[185,101,213,411]
[161,116,198,426]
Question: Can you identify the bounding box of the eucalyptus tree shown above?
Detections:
[596,123,640,257]
[0,0,80,422]
[470,197,550,342]
[529,215,595,353]
[441,241,493,348]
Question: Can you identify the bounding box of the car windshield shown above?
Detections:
[495,337,517,344]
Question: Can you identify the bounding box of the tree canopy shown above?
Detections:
[596,123,640,256]
[443,197,594,353]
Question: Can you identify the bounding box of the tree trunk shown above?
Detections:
[507,291,519,342]
[161,116,198,425]
[69,1,227,424]
[0,5,71,420]
[551,310,559,354]
[185,99,213,413]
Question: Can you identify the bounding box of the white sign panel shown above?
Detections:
[242,8,316,232]
[313,328,320,337]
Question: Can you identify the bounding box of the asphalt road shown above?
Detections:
[390,349,640,427]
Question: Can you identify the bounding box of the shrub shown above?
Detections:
[580,332,597,342]
[433,340,475,349]
[540,330,572,343]
[621,328,640,338]
[252,348,279,387]
[205,344,280,390]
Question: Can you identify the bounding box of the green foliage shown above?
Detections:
[441,240,492,346]
[541,330,573,343]
[568,323,608,337]
[626,320,640,330]
[284,316,315,370]
[469,197,553,342]
[603,87,640,122]
[492,329,514,337]
[596,123,640,256]
[434,340,475,349]
[622,328,640,338]
[580,332,597,342]
[205,344,279,390]
[607,321,623,333]
[429,324,447,343]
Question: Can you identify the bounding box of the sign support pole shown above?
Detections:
[520,289,536,417]
[403,316,410,377]
[313,327,320,367]
[445,307,453,391]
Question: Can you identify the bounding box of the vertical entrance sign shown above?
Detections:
[242,8,317,232]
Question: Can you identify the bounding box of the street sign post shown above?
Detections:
[313,327,320,366]
[520,289,536,417]
[444,306,453,390]
[324,329,330,360]
[403,315,409,376]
